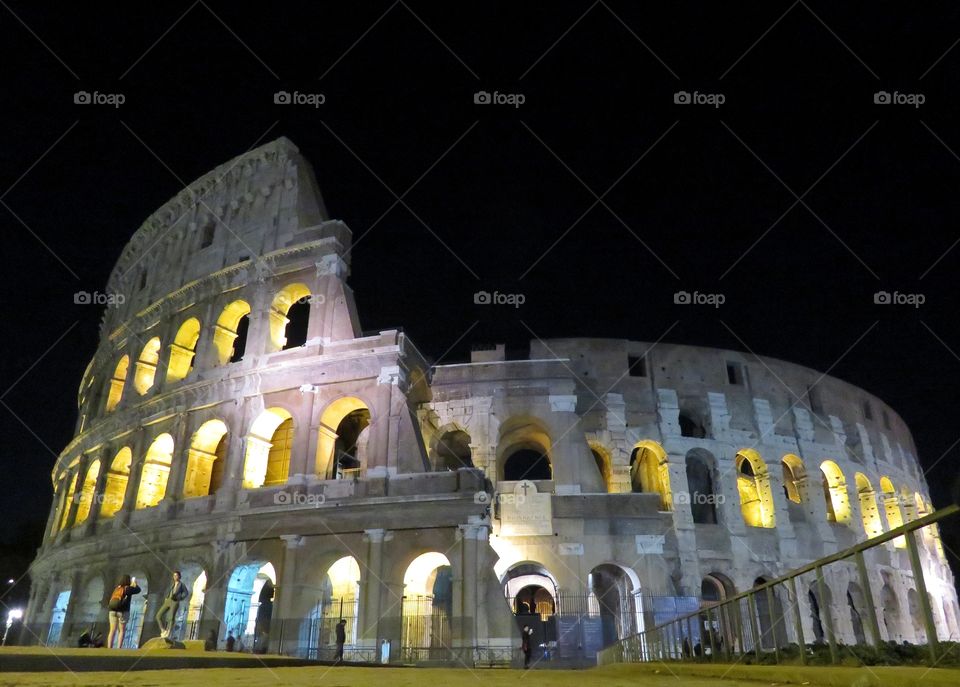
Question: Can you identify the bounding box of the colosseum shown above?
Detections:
[24,137,959,664]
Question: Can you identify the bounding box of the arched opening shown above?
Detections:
[754,577,787,649]
[57,472,79,532]
[434,429,474,471]
[121,572,148,648]
[808,588,825,643]
[678,410,706,438]
[589,564,642,648]
[184,420,229,498]
[685,448,717,524]
[781,454,806,504]
[243,408,294,489]
[304,556,361,660]
[74,460,101,526]
[702,574,737,651]
[269,283,311,351]
[630,440,672,510]
[881,582,901,641]
[855,473,883,538]
[213,300,251,365]
[224,562,276,650]
[503,563,559,652]
[133,337,162,395]
[316,397,371,479]
[589,442,613,493]
[135,434,174,508]
[105,355,128,412]
[847,582,867,645]
[907,588,925,643]
[736,449,775,528]
[504,448,551,481]
[498,418,553,482]
[46,588,72,645]
[820,461,851,525]
[401,552,453,658]
[165,317,201,383]
[100,447,131,518]
[879,477,906,548]
[75,576,104,627]
[181,569,206,641]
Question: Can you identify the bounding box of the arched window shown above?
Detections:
[133,337,162,395]
[57,471,79,532]
[243,408,294,488]
[269,283,311,351]
[678,410,706,438]
[74,459,101,526]
[213,300,251,365]
[101,448,131,518]
[434,429,474,471]
[879,477,905,548]
[735,449,775,528]
[630,441,672,510]
[819,460,851,525]
[503,449,552,481]
[855,473,883,538]
[105,356,129,412]
[183,419,228,498]
[589,442,613,493]
[165,317,201,383]
[402,552,453,651]
[781,454,806,504]
[685,449,717,524]
[497,418,553,482]
[316,397,372,479]
[136,434,174,508]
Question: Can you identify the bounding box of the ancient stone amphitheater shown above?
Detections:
[24,138,958,664]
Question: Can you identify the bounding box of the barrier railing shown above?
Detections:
[598,505,959,668]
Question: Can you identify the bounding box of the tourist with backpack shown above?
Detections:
[106,575,141,648]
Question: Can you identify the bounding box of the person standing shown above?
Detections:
[334,619,347,662]
[155,570,188,639]
[106,575,141,648]
[521,624,533,669]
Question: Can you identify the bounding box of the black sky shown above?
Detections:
[1,2,959,603]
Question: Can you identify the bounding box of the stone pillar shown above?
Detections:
[366,373,395,476]
[119,429,148,525]
[458,521,485,649]
[357,528,391,651]
[80,447,111,538]
[272,535,304,655]
[216,399,257,511]
[161,412,191,515]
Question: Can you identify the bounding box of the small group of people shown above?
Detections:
[104,570,187,649]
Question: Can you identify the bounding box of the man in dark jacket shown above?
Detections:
[155,570,188,639]
[334,619,347,661]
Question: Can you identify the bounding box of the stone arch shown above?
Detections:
[315,396,372,479]
[498,416,552,481]
[702,572,737,650]
[74,459,101,525]
[735,449,775,528]
[57,471,79,532]
[133,337,162,395]
[75,574,105,625]
[880,580,902,641]
[781,454,807,504]
[269,283,311,350]
[401,552,453,652]
[819,460,851,525]
[224,561,276,645]
[589,562,644,646]
[243,407,294,488]
[165,317,201,383]
[907,588,925,642]
[101,447,131,518]
[432,427,473,471]
[302,555,362,660]
[629,440,672,510]
[846,581,867,645]
[213,299,251,364]
[685,448,718,524]
[588,441,613,493]
[184,419,229,498]
[105,355,129,412]
[135,433,174,508]
[754,576,788,649]
[879,477,906,548]
[855,473,883,538]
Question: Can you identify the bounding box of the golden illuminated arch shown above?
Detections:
[101,447,131,518]
[820,460,851,525]
[243,408,294,488]
[184,419,229,498]
[165,317,201,383]
[105,356,129,412]
[74,459,101,526]
[497,417,553,481]
[315,396,371,478]
[136,434,174,508]
[588,441,614,493]
[630,440,672,510]
[326,556,362,600]
[133,337,162,395]
[213,300,251,365]
[877,476,905,547]
[736,449,775,528]
[57,471,79,532]
[781,454,806,504]
[855,472,883,538]
[269,283,311,350]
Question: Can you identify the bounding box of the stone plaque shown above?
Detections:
[499,480,552,536]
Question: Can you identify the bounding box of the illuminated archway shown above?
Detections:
[434,429,474,471]
[781,454,807,504]
[105,355,129,412]
[306,556,362,659]
[819,461,850,524]
[736,449,775,528]
[135,433,174,508]
[879,477,905,548]
[183,420,228,498]
[100,447,131,518]
[74,459,101,525]
[182,570,207,640]
[315,397,371,478]
[213,300,251,365]
[855,473,883,538]
[243,408,293,488]
[630,441,672,510]
[224,562,276,643]
[498,417,553,481]
[401,552,453,653]
[685,448,717,523]
[165,317,201,383]
[57,471,79,532]
[133,337,162,395]
[589,441,613,493]
[269,283,311,350]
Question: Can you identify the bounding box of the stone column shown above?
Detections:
[119,429,148,525]
[271,535,304,655]
[365,373,395,476]
[161,412,191,516]
[80,447,111,538]
[357,528,391,651]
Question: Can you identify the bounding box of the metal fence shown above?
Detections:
[598,504,960,667]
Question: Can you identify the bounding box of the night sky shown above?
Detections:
[2,2,959,605]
